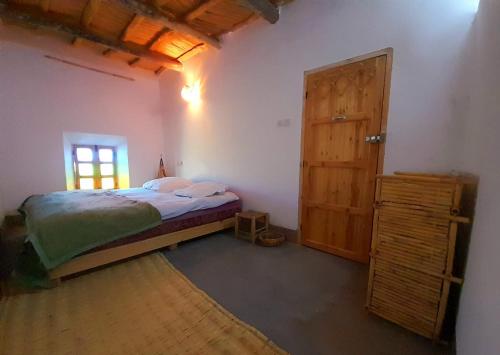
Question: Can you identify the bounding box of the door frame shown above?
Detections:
[297,47,393,244]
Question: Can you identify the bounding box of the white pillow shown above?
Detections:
[142,177,192,192]
[174,182,227,198]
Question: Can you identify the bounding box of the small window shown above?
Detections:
[73,145,118,190]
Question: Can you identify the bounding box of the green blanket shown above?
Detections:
[20,191,162,271]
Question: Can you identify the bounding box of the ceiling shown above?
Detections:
[0,0,293,74]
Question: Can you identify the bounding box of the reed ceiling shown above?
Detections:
[0,0,293,74]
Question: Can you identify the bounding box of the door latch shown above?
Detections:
[365,133,386,144]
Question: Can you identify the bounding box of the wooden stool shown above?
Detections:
[235,211,269,244]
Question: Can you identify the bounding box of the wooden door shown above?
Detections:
[299,50,392,263]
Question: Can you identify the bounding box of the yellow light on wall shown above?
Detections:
[181,80,201,105]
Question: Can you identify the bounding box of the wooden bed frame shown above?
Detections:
[48,217,235,283]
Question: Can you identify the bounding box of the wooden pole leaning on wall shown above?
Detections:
[44,55,136,81]
[365,179,382,308]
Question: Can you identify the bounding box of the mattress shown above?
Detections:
[88,199,242,253]
[114,188,239,220]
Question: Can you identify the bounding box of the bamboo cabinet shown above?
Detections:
[365,172,472,340]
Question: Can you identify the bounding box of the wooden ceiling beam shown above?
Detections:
[154,66,166,76]
[146,27,169,49]
[151,0,177,21]
[102,48,115,57]
[72,36,84,46]
[120,13,142,41]
[185,0,223,23]
[227,13,258,33]
[128,57,140,67]
[39,0,50,12]
[117,0,221,49]
[243,0,279,24]
[176,43,206,61]
[0,5,182,71]
[81,0,101,28]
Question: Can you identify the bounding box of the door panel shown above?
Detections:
[300,55,389,263]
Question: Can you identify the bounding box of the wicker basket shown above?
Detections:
[257,231,285,247]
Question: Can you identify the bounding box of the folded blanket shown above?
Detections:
[20,191,161,270]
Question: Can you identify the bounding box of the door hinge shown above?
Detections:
[365,133,386,144]
[305,91,308,99]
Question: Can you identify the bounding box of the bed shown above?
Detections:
[20,187,241,283]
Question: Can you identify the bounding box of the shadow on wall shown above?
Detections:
[450,0,500,353]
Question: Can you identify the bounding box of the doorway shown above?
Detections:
[298,48,393,263]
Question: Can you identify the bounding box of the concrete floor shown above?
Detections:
[164,231,452,355]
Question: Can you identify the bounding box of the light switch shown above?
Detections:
[277,118,291,127]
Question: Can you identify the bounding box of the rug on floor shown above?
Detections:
[0,253,287,355]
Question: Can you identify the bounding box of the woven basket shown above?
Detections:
[257,231,285,247]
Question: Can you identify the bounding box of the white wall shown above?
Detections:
[160,0,478,229]
[455,0,500,354]
[0,26,165,213]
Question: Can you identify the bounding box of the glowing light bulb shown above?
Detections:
[181,81,201,104]
[181,85,193,102]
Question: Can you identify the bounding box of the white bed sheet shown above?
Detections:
[114,188,239,220]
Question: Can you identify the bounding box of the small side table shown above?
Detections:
[235,211,269,244]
